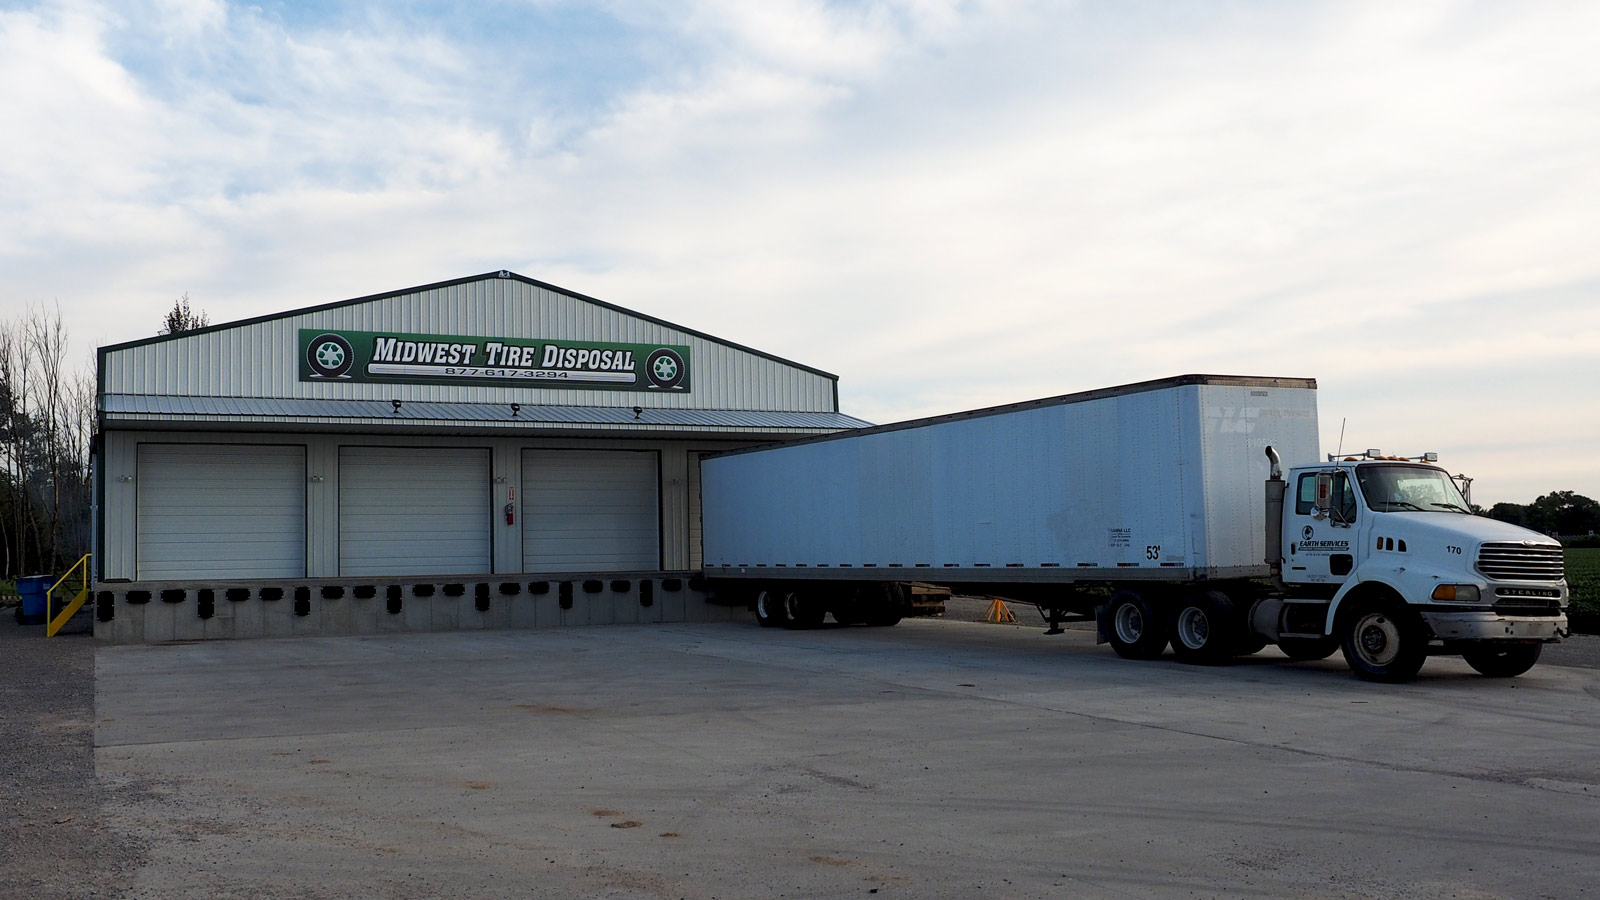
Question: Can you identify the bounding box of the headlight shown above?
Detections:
[1431,584,1481,603]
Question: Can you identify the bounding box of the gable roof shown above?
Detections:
[99,270,838,382]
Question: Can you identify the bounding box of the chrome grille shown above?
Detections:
[1476,543,1565,582]
[1491,598,1563,616]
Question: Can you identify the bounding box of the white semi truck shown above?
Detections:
[700,375,1568,682]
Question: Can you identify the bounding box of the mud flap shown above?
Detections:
[1094,604,1109,644]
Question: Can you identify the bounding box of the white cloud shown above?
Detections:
[0,0,1596,505]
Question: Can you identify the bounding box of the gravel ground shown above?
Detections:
[938,595,1600,668]
[1,619,145,900]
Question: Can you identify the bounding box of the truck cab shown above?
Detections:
[1271,452,1568,681]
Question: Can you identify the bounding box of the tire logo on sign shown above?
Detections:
[306,333,355,379]
[1302,525,1315,541]
[644,348,686,390]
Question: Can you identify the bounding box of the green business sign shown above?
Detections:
[298,329,691,392]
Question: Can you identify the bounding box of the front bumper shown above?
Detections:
[1420,610,1568,642]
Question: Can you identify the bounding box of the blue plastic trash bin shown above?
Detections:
[16,575,53,625]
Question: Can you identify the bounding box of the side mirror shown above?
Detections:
[1311,471,1341,522]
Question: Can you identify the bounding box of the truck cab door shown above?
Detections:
[1283,469,1359,585]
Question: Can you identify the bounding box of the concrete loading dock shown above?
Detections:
[91,272,868,642]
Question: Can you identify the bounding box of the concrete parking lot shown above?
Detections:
[93,620,1600,899]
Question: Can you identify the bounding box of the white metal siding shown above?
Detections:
[339,447,491,576]
[522,450,659,572]
[136,444,305,580]
[101,278,837,412]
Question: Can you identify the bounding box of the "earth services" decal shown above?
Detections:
[1296,524,1349,554]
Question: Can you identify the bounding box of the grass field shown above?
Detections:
[1568,548,1600,633]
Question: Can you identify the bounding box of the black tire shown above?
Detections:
[644,348,686,390]
[1105,590,1168,660]
[755,590,789,628]
[783,591,826,630]
[305,333,355,378]
[1461,643,1542,678]
[1277,636,1340,661]
[1170,590,1241,665]
[1339,598,1428,683]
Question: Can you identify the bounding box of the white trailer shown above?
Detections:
[701,375,1570,682]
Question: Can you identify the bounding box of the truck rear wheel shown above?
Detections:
[755,590,789,628]
[1170,591,1240,665]
[1461,643,1542,678]
[1339,599,1427,683]
[1106,590,1168,660]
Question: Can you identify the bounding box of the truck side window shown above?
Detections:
[1296,474,1317,515]
[1332,472,1358,523]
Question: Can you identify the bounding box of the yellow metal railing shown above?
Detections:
[46,554,92,638]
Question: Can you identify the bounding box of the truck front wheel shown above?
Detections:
[1461,643,1542,678]
[1106,590,1168,660]
[1170,591,1239,665]
[1340,600,1428,683]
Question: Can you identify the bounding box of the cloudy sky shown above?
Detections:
[2,0,1596,505]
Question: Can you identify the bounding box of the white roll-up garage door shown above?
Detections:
[522,450,659,572]
[339,447,491,576]
[137,443,306,580]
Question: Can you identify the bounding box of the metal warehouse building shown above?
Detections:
[92,271,868,642]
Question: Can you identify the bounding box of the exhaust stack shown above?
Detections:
[1263,445,1287,592]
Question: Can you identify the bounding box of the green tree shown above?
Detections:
[1486,492,1600,536]
[1486,501,1530,529]
[1529,491,1600,536]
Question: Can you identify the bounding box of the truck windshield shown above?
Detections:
[1355,464,1471,513]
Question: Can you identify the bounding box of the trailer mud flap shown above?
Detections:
[1094,604,1109,644]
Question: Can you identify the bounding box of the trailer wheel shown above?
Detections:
[784,591,826,629]
[755,590,789,628]
[1105,590,1168,660]
[1277,636,1339,661]
[1170,591,1238,665]
[1339,598,1428,683]
[1461,643,1542,678]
